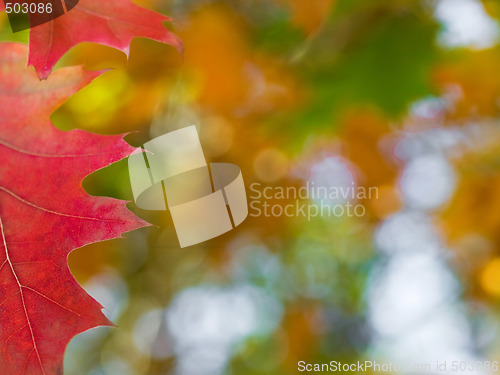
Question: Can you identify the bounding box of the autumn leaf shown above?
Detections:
[0,43,148,374]
[3,0,183,79]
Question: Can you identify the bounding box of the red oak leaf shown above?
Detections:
[2,0,183,79]
[0,42,148,374]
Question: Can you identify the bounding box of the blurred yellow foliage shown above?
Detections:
[287,0,336,34]
[480,257,500,296]
[338,110,399,219]
[435,49,500,118]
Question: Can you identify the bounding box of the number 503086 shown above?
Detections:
[5,2,53,14]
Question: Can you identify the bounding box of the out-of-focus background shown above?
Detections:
[3,0,500,374]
